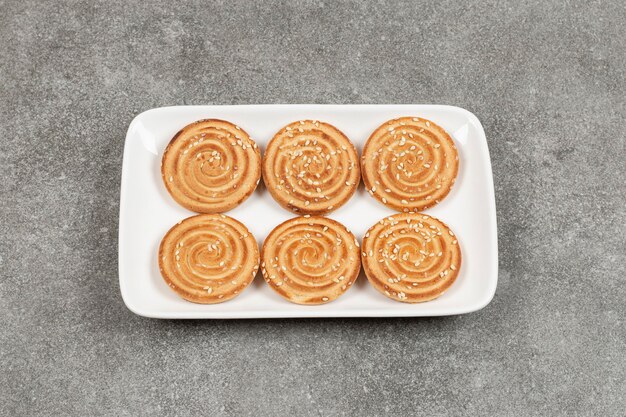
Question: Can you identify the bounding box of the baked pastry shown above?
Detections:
[361,117,459,212]
[158,214,260,304]
[261,216,360,304]
[263,120,360,215]
[161,119,262,213]
[361,213,461,303]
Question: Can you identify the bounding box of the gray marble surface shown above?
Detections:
[1,0,625,416]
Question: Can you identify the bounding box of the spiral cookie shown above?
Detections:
[361,213,461,303]
[159,214,260,304]
[162,119,262,213]
[261,216,361,304]
[263,120,360,215]
[361,117,459,212]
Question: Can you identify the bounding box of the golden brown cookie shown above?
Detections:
[361,213,461,303]
[261,216,361,304]
[263,120,360,215]
[361,117,459,212]
[161,119,262,213]
[158,214,260,304]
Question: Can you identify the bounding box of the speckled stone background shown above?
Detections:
[1,0,625,415]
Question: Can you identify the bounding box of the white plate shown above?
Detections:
[119,105,497,318]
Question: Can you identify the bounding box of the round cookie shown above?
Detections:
[263,120,360,215]
[158,214,260,304]
[361,117,459,212]
[361,213,461,303]
[261,216,361,305]
[161,119,262,213]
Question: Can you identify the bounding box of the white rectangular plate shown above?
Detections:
[119,105,497,318]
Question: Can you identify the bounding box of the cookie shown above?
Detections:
[263,120,360,215]
[261,216,361,304]
[361,117,459,212]
[361,213,461,303]
[158,214,260,304]
[161,119,262,213]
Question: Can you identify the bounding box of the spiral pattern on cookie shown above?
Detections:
[261,216,361,304]
[162,119,262,213]
[361,213,461,303]
[361,117,459,212]
[263,120,360,215]
[159,214,260,304]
